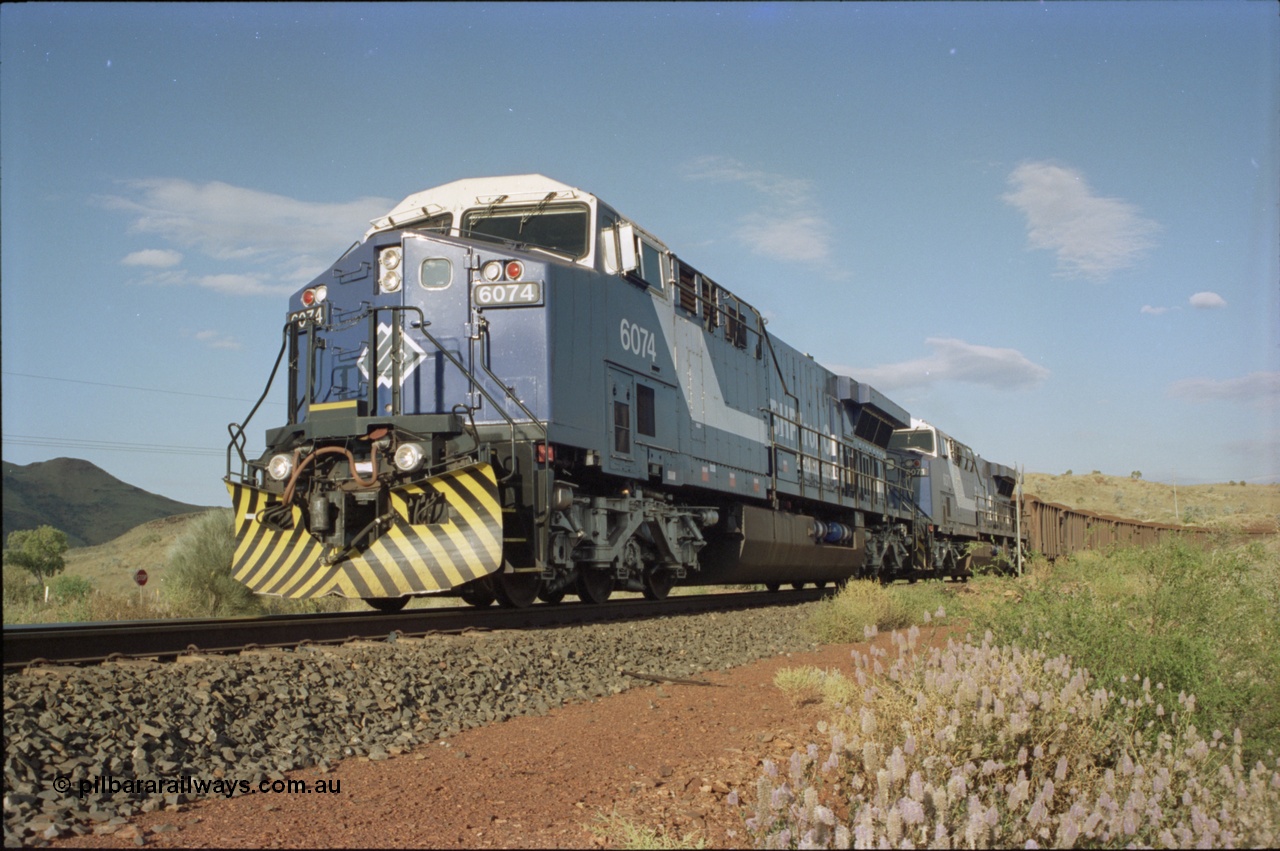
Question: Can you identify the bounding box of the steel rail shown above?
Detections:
[3,588,825,669]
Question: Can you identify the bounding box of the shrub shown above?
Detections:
[807,581,914,643]
[743,627,1280,848]
[164,509,260,617]
[2,562,42,607]
[592,809,706,849]
[774,666,835,707]
[49,574,94,602]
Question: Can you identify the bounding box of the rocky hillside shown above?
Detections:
[1023,472,1279,533]
[2,458,213,548]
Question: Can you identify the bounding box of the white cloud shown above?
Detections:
[830,337,1050,391]
[1169,371,1280,406]
[196,273,292,297]
[96,179,393,295]
[736,213,832,264]
[122,248,183,268]
[1141,304,1176,316]
[1002,161,1159,280]
[193,329,241,350]
[1189,291,1227,309]
[684,156,837,272]
[685,157,814,206]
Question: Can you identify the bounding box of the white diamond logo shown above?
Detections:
[358,323,427,389]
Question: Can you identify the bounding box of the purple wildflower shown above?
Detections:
[899,796,926,826]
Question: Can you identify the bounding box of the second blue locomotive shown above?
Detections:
[226,175,1020,609]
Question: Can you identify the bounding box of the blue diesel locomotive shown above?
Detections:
[225,175,1020,610]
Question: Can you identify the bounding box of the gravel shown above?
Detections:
[3,604,820,846]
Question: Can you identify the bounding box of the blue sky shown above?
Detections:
[2,1,1277,508]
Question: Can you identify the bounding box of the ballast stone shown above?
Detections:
[3,604,818,843]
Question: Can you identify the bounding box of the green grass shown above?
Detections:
[947,538,1280,762]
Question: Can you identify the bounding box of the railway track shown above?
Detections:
[2,587,826,669]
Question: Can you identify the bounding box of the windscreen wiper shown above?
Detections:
[518,192,557,234]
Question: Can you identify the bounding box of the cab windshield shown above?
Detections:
[889,427,936,455]
[461,204,590,258]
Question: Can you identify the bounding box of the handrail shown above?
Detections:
[226,304,549,490]
[764,405,904,514]
[226,328,290,482]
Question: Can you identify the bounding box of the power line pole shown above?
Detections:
[1016,463,1023,577]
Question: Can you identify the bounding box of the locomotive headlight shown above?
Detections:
[481,260,503,281]
[393,442,426,472]
[378,247,403,293]
[267,453,294,481]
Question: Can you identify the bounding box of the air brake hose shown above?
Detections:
[282,444,381,506]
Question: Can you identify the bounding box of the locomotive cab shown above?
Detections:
[226,177,603,607]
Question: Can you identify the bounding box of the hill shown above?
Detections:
[60,510,210,597]
[2,457,214,548]
[1023,472,1279,533]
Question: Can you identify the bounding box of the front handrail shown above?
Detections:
[226,328,290,481]
[226,305,548,483]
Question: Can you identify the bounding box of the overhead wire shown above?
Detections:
[1,371,285,406]
[3,435,243,458]
[2,372,271,459]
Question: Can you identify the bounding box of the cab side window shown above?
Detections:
[634,238,664,291]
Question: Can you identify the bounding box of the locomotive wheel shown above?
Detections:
[764,582,781,593]
[493,569,541,609]
[459,578,496,608]
[641,567,677,601]
[537,586,567,605]
[364,596,409,613]
[576,568,613,604]
[791,582,805,590]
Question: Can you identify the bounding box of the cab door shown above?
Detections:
[400,235,472,415]
[633,377,678,485]
[606,367,641,478]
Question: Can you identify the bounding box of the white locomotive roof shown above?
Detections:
[366,174,594,237]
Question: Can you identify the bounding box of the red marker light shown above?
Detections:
[505,260,523,280]
[301,289,316,306]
